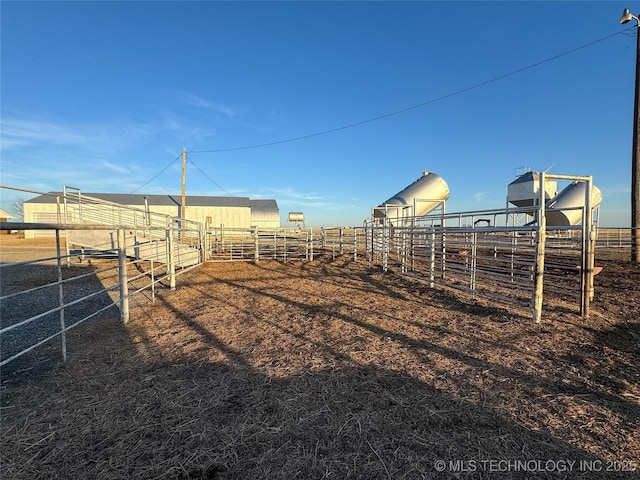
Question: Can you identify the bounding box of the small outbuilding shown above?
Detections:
[0,209,14,234]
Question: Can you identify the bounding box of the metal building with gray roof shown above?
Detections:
[23,192,280,238]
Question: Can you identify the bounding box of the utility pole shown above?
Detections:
[181,147,187,224]
[633,21,640,263]
[620,8,640,263]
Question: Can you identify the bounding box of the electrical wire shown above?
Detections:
[129,154,182,194]
[129,28,632,195]
[187,156,234,196]
[189,29,630,155]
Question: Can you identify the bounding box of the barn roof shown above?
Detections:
[249,199,279,213]
[25,192,256,208]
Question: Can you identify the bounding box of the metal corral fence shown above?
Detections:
[0,224,179,367]
[596,227,637,249]
[204,226,372,262]
[0,180,631,366]
[61,186,204,269]
[0,185,206,367]
[365,203,598,323]
[206,227,315,262]
[317,227,368,260]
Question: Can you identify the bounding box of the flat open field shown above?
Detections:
[1,237,639,479]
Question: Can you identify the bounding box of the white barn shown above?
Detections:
[23,192,280,237]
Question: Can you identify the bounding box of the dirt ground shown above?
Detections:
[1,236,639,479]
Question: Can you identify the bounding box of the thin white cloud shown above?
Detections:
[0,118,85,150]
[267,187,326,201]
[0,116,154,154]
[277,199,334,208]
[100,161,130,175]
[474,192,489,202]
[0,114,177,195]
[210,102,239,117]
[601,184,630,196]
[176,90,239,117]
[182,93,212,109]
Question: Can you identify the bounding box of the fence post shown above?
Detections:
[441,206,446,280]
[254,227,260,262]
[581,176,595,316]
[283,230,288,262]
[532,173,547,323]
[55,229,67,361]
[430,228,436,288]
[382,220,389,272]
[56,195,71,268]
[353,227,357,261]
[117,228,130,323]
[370,224,374,263]
[199,223,205,264]
[167,226,176,290]
[410,215,415,271]
[401,231,406,273]
[273,229,277,260]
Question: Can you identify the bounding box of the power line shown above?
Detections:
[187,156,234,196]
[189,29,629,155]
[130,28,631,195]
[129,154,182,194]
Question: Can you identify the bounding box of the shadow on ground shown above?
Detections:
[2,255,638,479]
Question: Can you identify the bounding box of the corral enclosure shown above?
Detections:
[1,178,639,479]
[1,236,639,480]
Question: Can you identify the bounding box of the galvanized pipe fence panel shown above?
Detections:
[204,226,373,262]
[318,227,368,260]
[595,227,638,249]
[0,179,618,362]
[1,184,207,366]
[207,227,259,262]
[364,201,597,322]
[0,223,179,367]
[58,187,204,273]
[205,227,314,262]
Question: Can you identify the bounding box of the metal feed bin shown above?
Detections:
[288,212,304,222]
[288,212,305,227]
[546,181,603,226]
[374,171,450,223]
[507,171,558,208]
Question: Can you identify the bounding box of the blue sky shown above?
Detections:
[1,1,638,227]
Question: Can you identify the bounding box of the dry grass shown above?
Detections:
[1,249,639,479]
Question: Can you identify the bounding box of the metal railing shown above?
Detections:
[0,224,172,367]
[364,199,597,322]
[61,186,204,270]
[595,227,637,248]
[0,184,208,367]
[317,227,368,260]
[1,177,630,370]
[204,226,375,262]
[205,226,314,262]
